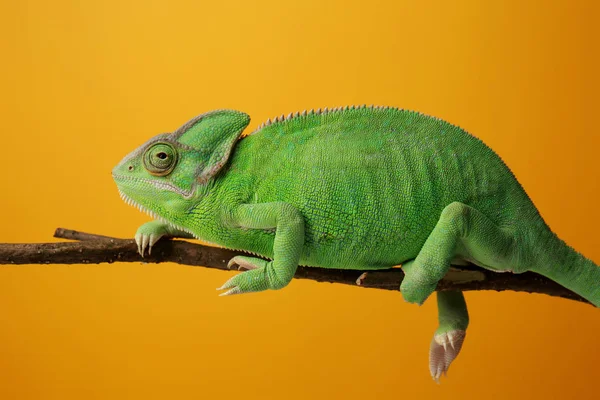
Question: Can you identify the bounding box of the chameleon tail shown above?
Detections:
[529,231,600,307]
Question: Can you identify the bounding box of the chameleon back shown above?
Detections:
[214,106,541,269]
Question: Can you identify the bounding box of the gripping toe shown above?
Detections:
[429,329,466,383]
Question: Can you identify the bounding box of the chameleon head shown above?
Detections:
[112,109,250,219]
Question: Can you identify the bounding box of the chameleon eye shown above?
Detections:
[143,142,178,176]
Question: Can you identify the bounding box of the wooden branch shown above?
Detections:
[0,228,589,305]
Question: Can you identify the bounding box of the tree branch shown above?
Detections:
[0,228,589,305]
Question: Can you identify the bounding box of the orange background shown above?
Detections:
[1,1,599,399]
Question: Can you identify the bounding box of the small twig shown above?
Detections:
[0,228,589,305]
[53,228,115,242]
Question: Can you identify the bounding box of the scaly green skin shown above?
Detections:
[112,106,600,381]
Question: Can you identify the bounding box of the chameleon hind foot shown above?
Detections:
[356,272,368,286]
[400,202,519,305]
[429,291,469,383]
[429,329,466,383]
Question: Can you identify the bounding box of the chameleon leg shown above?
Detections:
[400,201,515,305]
[429,291,469,383]
[217,202,304,296]
[135,220,194,257]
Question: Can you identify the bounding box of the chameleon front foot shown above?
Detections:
[429,329,466,383]
[134,220,194,257]
[218,257,292,296]
[227,256,261,271]
[218,256,263,295]
[135,221,169,257]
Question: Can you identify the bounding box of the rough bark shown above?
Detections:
[0,228,589,305]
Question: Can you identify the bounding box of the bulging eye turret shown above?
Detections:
[143,142,178,176]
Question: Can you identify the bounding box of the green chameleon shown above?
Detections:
[112,106,599,382]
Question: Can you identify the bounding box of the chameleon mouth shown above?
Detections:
[112,173,196,199]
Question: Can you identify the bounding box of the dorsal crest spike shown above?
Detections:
[247,104,412,135]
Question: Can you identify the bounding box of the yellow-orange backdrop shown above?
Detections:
[1,1,599,399]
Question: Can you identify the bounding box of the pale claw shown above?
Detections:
[216,275,243,296]
[429,329,466,383]
[218,286,242,296]
[134,233,162,257]
[227,256,260,271]
[141,234,149,256]
[135,233,144,257]
[356,272,368,286]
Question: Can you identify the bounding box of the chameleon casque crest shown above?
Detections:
[112,106,600,381]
